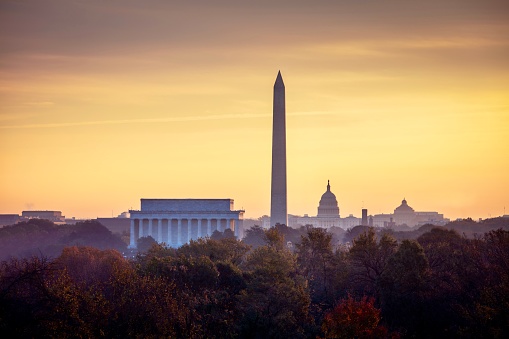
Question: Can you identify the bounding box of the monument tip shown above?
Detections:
[275,70,284,87]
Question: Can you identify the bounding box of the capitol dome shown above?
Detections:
[317,180,340,217]
[394,198,415,213]
[393,198,416,227]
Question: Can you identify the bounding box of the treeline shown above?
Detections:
[0,224,508,338]
[0,219,127,260]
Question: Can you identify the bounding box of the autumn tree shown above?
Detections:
[0,256,57,336]
[178,237,250,265]
[237,228,311,338]
[296,227,348,315]
[379,240,430,334]
[55,246,129,287]
[136,237,250,338]
[348,228,398,297]
[321,295,395,339]
[137,236,157,253]
[452,229,509,338]
[242,225,267,249]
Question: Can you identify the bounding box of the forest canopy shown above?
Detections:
[0,217,508,337]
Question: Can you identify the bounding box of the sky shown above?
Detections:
[1,0,508,221]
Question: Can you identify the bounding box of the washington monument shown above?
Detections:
[270,71,288,226]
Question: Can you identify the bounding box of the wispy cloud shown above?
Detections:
[23,101,55,106]
[0,111,334,129]
[0,113,269,130]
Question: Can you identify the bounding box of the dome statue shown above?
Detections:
[317,180,340,217]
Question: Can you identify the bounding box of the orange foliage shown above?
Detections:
[322,295,398,339]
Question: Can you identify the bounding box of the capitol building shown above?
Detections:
[260,181,448,230]
[370,198,448,228]
[286,181,360,229]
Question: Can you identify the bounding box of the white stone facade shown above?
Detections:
[129,199,244,248]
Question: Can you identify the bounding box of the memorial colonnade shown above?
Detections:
[129,214,242,248]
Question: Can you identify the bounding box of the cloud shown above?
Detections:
[23,101,55,106]
[0,113,269,129]
[0,110,337,130]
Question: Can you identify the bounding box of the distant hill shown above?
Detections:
[381,217,509,242]
[0,219,127,261]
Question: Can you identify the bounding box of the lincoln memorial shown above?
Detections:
[129,199,245,248]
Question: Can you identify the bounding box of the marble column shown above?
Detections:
[198,219,202,238]
[207,219,212,236]
[148,219,153,237]
[130,219,135,248]
[177,219,182,246]
[157,219,162,243]
[188,219,192,242]
[167,219,172,246]
[138,219,144,238]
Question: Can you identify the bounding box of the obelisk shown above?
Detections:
[270,71,288,226]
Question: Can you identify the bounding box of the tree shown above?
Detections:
[55,246,129,288]
[64,220,127,252]
[209,228,235,241]
[296,228,347,313]
[136,237,250,338]
[237,228,311,338]
[343,225,371,244]
[348,228,397,297]
[178,237,250,265]
[263,227,286,250]
[242,225,266,249]
[0,256,57,336]
[137,236,157,253]
[321,295,394,339]
[415,228,470,336]
[454,229,509,338]
[380,240,430,334]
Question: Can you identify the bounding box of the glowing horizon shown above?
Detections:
[1,1,508,221]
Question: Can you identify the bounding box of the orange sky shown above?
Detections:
[1,0,508,221]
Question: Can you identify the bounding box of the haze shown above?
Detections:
[1,0,508,220]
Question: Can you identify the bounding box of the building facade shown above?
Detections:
[21,210,65,223]
[285,190,446,230]
[316,180,341,228]
[371,199,448,227]
[129,199,244,248]
[0,214,21,227]
[287,181,358,229]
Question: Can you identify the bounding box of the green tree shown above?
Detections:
[380,240,430,333]
[237,228,311,338]
[242,225,266,249]
[136,237,250,338]
[179,237,250,265]
[64,220,127,252]
[296,228,347,313]
[0,256,57,336]
[55,246,129,288]
[137,236,157,253]
[453,229,509,338]
[348,228,398,297]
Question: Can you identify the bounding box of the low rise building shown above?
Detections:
[129,198,244,248]
[21,210,65,223]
